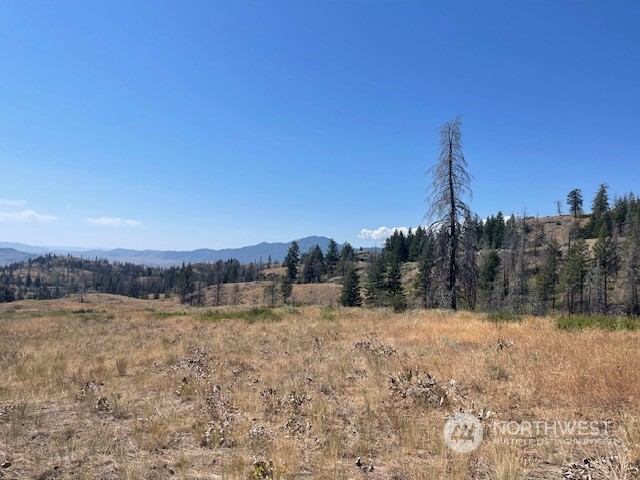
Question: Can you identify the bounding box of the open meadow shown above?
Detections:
[1,294,639,479]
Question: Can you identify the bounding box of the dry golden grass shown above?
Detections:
[0,294,639,479]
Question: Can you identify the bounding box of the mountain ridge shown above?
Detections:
[0,236,336,267]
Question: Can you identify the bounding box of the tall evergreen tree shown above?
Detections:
[365,254,387,307]
[325,239,340,278]
[340,266,362,307]
[592,226,617,313]
[177,263,196,304]
[561,239,590,314]
[413,231,436,308]
[338,242,356,275]
[458,214,480,309]
[567,188,584,218]
[408,226,426,261]
[534,240,562,313]
[283,241,300,283]
[301,245,325,283]
[385,230,409,262]
[478,250,501,310]
[386,257,406,312]
[588,183,612,237]
[280,276,293,304]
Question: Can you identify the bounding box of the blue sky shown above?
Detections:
[1,1,639,251]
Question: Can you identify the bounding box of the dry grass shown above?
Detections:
[0,294,639,479]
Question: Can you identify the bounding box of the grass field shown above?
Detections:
[1,294,639,479]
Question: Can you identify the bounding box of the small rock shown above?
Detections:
[1,461,10,468]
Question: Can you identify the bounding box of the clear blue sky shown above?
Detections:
[1,1,639,251]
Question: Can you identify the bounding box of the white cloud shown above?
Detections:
[0,199,28,207]
[86,217,141,227]
[359,226,410,241]
[0,210,57,222]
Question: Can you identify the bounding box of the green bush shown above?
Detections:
[486,310,523,323]
[557,315,639,331]
[200,306,282,324]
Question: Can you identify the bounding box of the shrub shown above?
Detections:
[557,315,639,331]
[486,310,523,323]
[199,306,283,324]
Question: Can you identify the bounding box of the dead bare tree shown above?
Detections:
[425,115,473,310]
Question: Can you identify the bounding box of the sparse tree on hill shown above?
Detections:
[555,200,563,216]
[588,183,612,237]
[283,241,300,283]
[425,115,473,310]
[567,188,584,218]
[592,183,610,217]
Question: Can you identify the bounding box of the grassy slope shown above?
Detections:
[0,294,639,479]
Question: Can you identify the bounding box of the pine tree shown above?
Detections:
[365,254,387,307]
[301,245,325,283]
[567,188,584,218]
[413,232,436,308]
[338,242,356,275]
[283,241,300,283]
[458,214,480,310]
[478,250,501,310]
[408,226,426,261]
[325,239,340,278]
[534,240,562,314]
[177,263,196,304]
[592,183,610,217]
[340,266,362,307]
[592,226,617,313]
[384,230,409,262]
[386,257,406,312]
[561,239,590,314]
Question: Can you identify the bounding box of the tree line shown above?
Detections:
[0,255,269,304]
[356,188,640,316]
[338,115,640,316]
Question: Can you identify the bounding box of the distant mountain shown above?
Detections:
[0,236,335,267]
[0,248,34,266]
